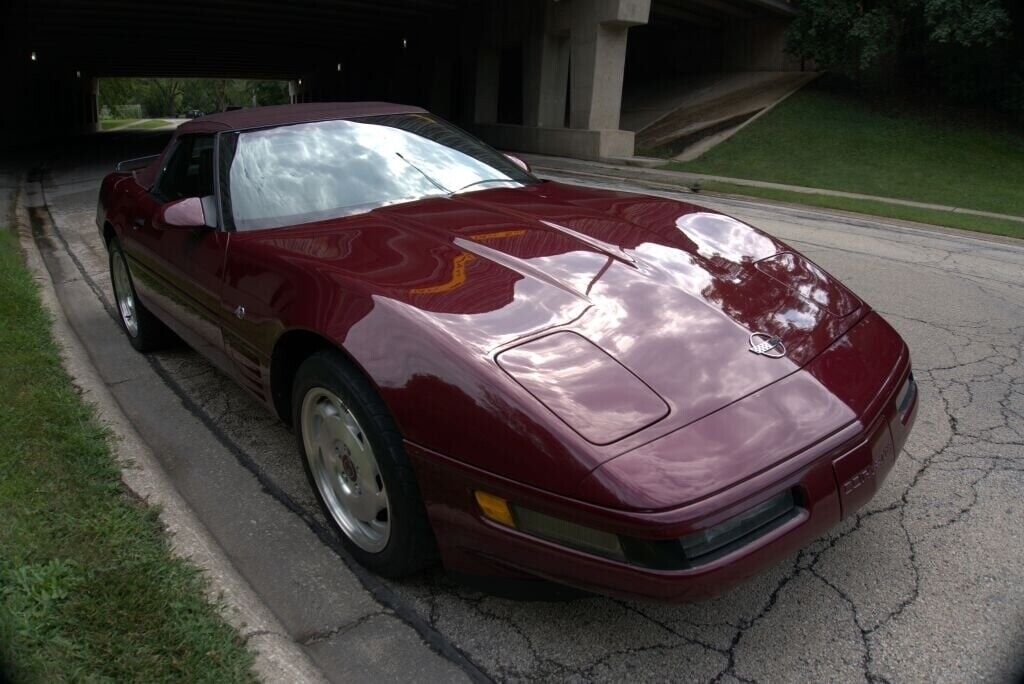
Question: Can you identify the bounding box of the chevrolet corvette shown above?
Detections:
[97,103,917,600]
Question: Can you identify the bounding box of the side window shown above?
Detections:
[156,135,215,202]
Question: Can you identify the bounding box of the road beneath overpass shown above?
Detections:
[15,130,1024,682]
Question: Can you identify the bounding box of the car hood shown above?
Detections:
[257,181,865,457]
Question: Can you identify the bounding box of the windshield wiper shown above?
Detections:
[394,152,451,194]
[448,178,516,195]
[393,154,517,197]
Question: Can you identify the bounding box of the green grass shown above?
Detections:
[0,223,255,682]
[99,119,135,130]
[126,119,173,130]
[99,119,173,130]
[701,181,1024,240]
[668,86,1024,219]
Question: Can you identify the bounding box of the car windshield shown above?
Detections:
[223,113,537,230]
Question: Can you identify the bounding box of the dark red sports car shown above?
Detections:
[97,102,917,601]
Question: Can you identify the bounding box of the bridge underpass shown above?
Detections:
[3,0,797,159]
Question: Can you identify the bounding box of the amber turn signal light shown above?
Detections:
[474,491,515,527]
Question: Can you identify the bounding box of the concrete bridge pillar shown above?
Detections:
[523,1,570,129]
[569,0,649,132]
[473,0,648,160]
[82,76,99,132]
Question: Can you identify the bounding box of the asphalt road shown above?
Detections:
[21,131,1024,682]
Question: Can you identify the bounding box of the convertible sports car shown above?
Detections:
[97,103,917,601]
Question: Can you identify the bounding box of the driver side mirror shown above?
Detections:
[504,153,530,174]
[155,196,215,230]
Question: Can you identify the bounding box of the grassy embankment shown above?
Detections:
[666,86,1024,239]
[0,222,255,681]
[99,119,174,130]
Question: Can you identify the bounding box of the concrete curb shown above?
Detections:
[13,182,328,684]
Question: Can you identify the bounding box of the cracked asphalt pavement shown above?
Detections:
[21,132,1024,682]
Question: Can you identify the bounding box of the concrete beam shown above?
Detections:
[474,122,635,160]
[589,0,652,26]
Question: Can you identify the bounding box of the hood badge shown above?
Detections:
[749,332,786,358]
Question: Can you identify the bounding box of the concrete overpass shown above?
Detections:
[2,0,796,158]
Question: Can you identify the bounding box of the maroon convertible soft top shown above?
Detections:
[176,101,426,134]
[132,102,427,187]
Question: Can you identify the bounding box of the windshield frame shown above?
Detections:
[217,113,540,232]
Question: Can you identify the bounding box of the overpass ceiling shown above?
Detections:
[4,0,467,79]
[651,0,794,28]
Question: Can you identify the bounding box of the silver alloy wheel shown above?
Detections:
[301,387,391,552]
[111,250,138,337]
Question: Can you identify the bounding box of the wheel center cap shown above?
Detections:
[340,451,358,483]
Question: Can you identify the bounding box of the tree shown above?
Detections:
[98,77,292,117]
[141,78,183,117]
[178,78,209,113]
[924,0,1010,47]
[248,80,289,106]
[789,0,1010,75]
[786,0,1020,115]
[211,79,232,113]
[97,78,140,110]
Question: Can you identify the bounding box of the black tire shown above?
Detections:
[292,349,437,577]
[108,238,174,352]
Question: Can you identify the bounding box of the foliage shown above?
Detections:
[100,104,142,119]
[143,78,183,117]
[924,0,1009,46]
[98,78,290,117]
[788,0,1011,76]
[786,0,1022,118]
[786,0,899,75]
[0,223,255,682]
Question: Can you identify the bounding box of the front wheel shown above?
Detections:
[293,350,436,577]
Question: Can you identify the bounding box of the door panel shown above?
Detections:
[219,239,280,406]
[122,133,233,373]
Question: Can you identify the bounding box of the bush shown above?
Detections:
[105,104,142,119]
[787,0,1022,119]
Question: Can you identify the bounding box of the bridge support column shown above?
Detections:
[523,1,570,128]
[473,0,649,161]
[569,0,648,132]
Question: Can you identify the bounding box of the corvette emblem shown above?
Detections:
[749,332,786,358]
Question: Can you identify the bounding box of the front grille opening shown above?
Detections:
[622,489,801,570]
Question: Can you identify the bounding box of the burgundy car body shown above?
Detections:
[98,103,917,601]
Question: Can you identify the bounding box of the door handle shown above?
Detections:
[132,217,145,229]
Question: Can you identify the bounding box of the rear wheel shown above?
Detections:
[293,350,436,577]
[108,239,173,352]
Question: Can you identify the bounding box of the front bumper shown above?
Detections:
[411,344,918,603]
